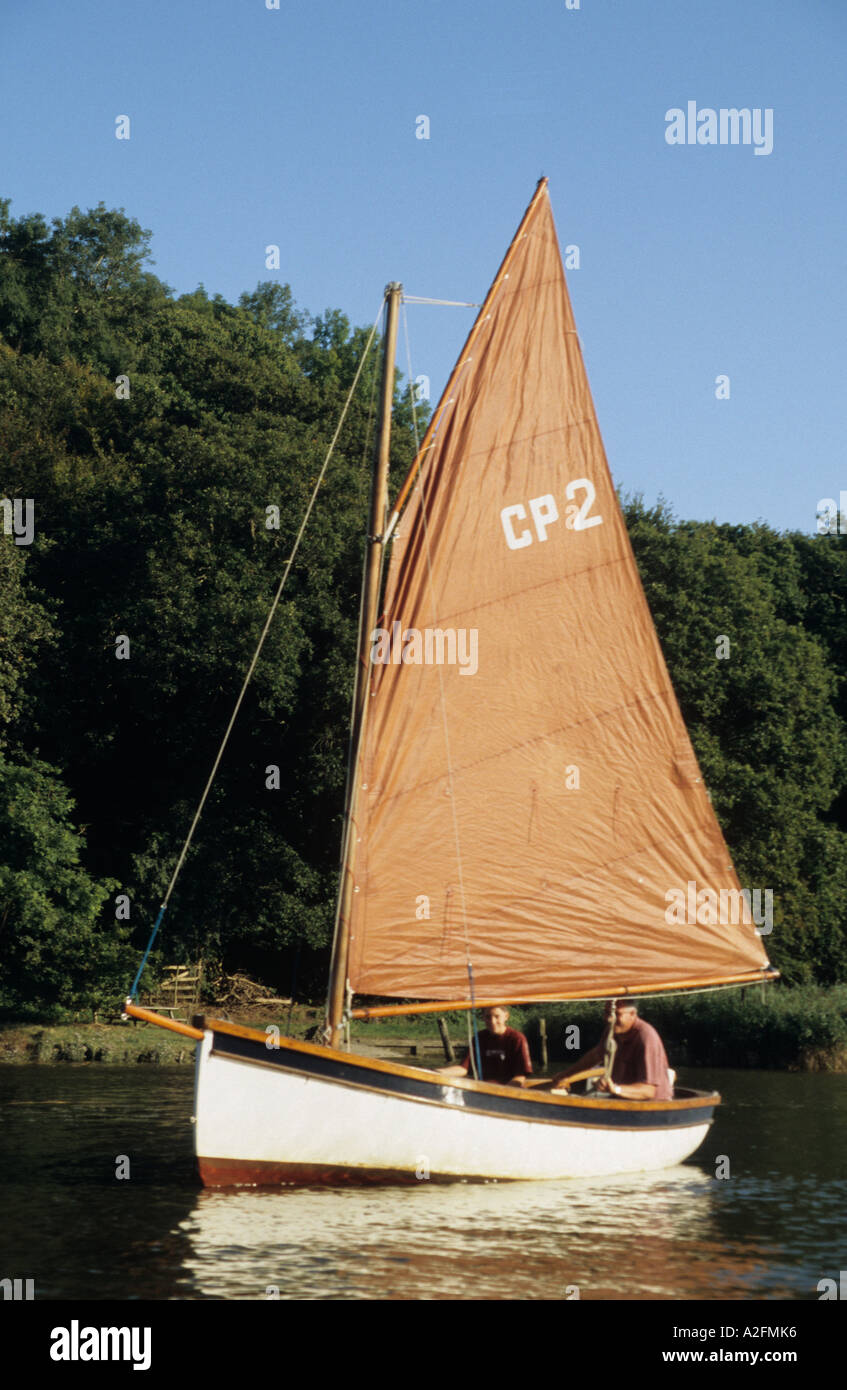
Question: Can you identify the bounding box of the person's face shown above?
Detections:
[613,1004,638,1035]
[484,1007,509,1034]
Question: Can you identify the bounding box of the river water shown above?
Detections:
[1,1065,844,1301]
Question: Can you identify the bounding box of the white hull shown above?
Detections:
[193,1026,717,1185]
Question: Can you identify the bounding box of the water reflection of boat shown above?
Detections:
[175,1167,796,1300]
[127,179,774,1184]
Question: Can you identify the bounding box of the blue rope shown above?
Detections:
[128,903,168,1000]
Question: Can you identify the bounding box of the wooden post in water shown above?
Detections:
[437,1016,455,1063]
[539,1016,548,1070]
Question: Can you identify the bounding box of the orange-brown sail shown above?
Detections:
[346,181,771,1002]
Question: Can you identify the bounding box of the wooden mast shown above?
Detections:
[326,281,402,1048]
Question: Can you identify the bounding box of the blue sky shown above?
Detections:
[3,0,845,532]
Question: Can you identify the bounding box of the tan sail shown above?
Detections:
[346,180,771,1003]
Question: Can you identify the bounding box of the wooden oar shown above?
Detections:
[524,1065,605,1091]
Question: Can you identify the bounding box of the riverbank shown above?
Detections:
[2,984,847,1068]
[0,1011,445,1066]
[362,985,847,1071]
[514,987,847,1072]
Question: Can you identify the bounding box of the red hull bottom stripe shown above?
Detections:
[197,1156,492,1188]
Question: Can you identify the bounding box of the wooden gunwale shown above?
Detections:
[124,1002,204,1039]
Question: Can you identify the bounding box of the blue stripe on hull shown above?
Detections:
[209,1031,717,1132]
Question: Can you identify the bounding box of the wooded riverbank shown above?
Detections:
[2,199,847,1022]
[2,985,846,1069]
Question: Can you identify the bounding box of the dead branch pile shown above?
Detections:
[212,971,291,1010]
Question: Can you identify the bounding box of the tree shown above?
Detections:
[1,203,423,1000]
[0,754,125,1017]
[0,198,168,372]
[0,534,53,741]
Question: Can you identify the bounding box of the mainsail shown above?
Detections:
[346,180,771,1003]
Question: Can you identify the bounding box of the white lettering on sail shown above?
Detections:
[501,479,603,548]
[528,494,559,541]
[565,477,602,530]
[500,503,532,549]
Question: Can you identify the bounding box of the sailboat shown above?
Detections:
[126,179,776,1184]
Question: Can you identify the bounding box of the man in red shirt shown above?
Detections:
[437,1006,532,1085]
[551,1001,672,1100]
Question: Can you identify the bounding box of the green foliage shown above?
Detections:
[0,536,53,740]
[0,754,125,1017]
[0,198,422,1011]
[536,987,847,1070]
[0,198,167,373]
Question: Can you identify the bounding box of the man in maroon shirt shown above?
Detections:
[437,1006,532,1085]
[551,1001,672,1100]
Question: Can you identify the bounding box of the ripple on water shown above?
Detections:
[1,1066,844,1299]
